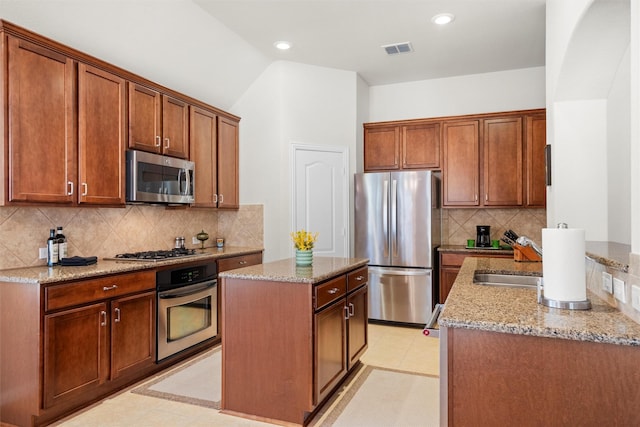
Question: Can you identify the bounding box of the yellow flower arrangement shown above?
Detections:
[290,229,319,251]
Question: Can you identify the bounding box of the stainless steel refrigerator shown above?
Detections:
[354,171,441,325]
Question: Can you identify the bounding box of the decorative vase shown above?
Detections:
[295,249,313,266]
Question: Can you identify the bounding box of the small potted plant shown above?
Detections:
[290,229,318,266]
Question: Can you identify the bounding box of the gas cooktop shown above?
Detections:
[106,248,198,261]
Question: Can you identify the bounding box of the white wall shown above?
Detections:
[0,0,269,110]
[368,67,545,122]
[231,61,359,262]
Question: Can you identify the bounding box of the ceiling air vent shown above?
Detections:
[382,42,413,55]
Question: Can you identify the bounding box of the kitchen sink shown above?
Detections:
[473,272,541,289]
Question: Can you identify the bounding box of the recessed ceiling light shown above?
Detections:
[432,13,455,25]
[274,41,291,50]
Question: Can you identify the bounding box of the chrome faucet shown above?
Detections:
[516,236,543,257]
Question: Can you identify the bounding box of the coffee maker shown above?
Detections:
[476,225,491,247]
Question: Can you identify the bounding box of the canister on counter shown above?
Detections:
[216,237,225,248]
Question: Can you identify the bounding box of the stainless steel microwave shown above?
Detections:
[126,150,195,204]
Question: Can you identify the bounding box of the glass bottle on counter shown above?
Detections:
[47,229,59,267]
[55,226,67,261]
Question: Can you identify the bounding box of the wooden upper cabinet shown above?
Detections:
[217,116,240,209]
[525,114,547,207]
[6,36,76,204]
[128,83,161,153]
[483,117,523,206]
[443,120,480,207]
[402,122,440,169]
[162,95,189,159]
[78,63,126,205]
[190,106,218,208]
[128,84,189,159]
[364,126,400,171]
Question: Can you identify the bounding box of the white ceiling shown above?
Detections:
[194,0,546,86]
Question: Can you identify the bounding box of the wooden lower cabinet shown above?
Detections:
[221,265,368,425]
[442,327,640,426]
[439,251,512,303]
[0,271,157,427]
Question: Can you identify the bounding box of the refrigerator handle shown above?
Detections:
[383,179,389,258]
[391,178,398,257]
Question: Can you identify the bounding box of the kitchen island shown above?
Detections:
[439,257,640,426]
[219,256,369,426]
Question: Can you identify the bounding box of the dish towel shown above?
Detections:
[60,256,98,266]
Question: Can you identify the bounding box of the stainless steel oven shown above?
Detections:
[156,262,218,361]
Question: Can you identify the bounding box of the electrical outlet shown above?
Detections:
[192,236,199,245]
[632,286,640,312]
[613,278,626,303]
[602,272,613,294]
[39,247,48,259]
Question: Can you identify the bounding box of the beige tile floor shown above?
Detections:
[53,323,440,426]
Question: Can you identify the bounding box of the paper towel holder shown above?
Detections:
[537,279,592,310]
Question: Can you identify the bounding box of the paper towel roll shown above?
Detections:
[542,227,586,302]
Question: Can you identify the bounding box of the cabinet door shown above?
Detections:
[217,116,240,209]
[43,302,109,408]
[347,284,368,369]
[111,291,155,380]
[402,123,441,169]
[190,106,218,207]
[443,120,480,206]
[439,267,460,303]
[525,114,547,207]
[7,36,76,204]
[314,298,347,404]
[483,117,523,206]
[162,95,189,159]
[128,83,161,153]
[78,64,126,205]
[364,126,400,171]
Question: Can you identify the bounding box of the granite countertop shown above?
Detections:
[439,256,640,346]
[219,256,369,284]
[438,244,514,255]
[585,241,631,272]
[0,246,264,284]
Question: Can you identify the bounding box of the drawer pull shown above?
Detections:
[103,285,118,291]
[100,310,107,326]
[239,261,247,265]
[355,276,365,281]
[114,307,121,323]
[327,287,340,295]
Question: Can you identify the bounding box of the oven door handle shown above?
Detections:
[158,281,216,299]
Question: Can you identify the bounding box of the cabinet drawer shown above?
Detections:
[45,270,155,312]
[314,276,346,310]
[347,267,368,292]
[441,253,468,267]
[218,252,263,273]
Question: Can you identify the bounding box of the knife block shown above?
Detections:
[513,244,542,262]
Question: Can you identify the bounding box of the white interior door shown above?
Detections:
[291,144,349,257]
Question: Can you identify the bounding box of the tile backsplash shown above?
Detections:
[442,208,546,245]
[0,204,263,270]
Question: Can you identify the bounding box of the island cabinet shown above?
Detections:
[0,270,157,427]
[220,259,368,426]
[128,82,189,159]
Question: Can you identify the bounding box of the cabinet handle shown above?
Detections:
[349,302,355,316]
[114,307,121,323]
[155,136,161,147]
[67,181,74,196]
[239,261,247,265]
[219,194,224,203]
[213,194,218,203]
[103,285,118,291]
[475,194,478,202]
[164,137,170,149]
[327,287,339,294]
[485,194,488,202]
[344,305,350,320]
[100,310,107,326]
[356,276,364,281]
[82,183,88,196]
